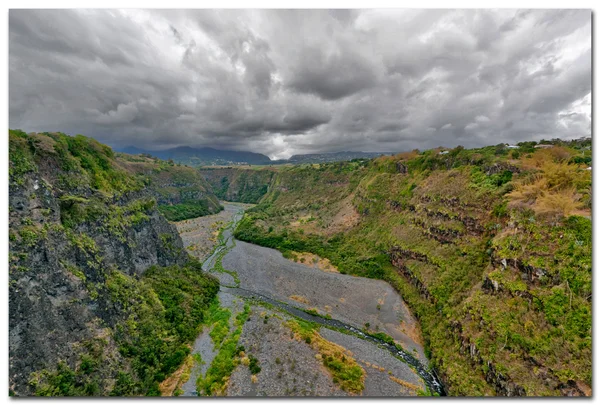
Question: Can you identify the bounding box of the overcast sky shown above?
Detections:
[9,9,591,159]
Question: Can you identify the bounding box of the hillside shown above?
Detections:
[8,130,220,396]
[234,140,592,396]
[116,153,222,221]
[199,167,276,204]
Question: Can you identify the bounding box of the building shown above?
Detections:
[506,145,519,149]
[534,144,554,149]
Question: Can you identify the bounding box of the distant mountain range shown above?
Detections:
[273,151,391,164]
[117,146,271,166]
[117,146,393,166]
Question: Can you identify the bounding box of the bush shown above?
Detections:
[248,355,261,374]
[158,201,210,221]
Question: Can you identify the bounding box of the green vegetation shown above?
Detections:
[211,243,241,286]
[9,130,220,222]
[234,140,591,396]
[9,130,222,397]
[286,319,364,393]
[9,130,140,195]
[8,130,37,186]
[158,201,212,222]
[206,299,232,347]
[197,303,251,396]
[32,262,220,397]
[199,167,275,203]
[107,262,219,395]
[118,152,222,220]
[247,355,261,375]
[31,361,101,396]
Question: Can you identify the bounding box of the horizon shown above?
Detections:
[11,127,589,162]
[9,9,591,160]
[106,134,594,161]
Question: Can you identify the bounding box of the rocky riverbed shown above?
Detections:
[222,240,427,361]
[175,202,254,262]
[174,202,438,397]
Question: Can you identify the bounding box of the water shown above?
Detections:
[202,202,446,396]
[201,205,244,272]
[223,286,445,396]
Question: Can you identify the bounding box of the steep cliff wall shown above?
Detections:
[199,167,275,203]
[234,143,592,396]
[9,131,219,396]
[118,153,222,221]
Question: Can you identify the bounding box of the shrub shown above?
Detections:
[248,355,261,374]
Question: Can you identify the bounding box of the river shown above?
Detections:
[189,202,445,396]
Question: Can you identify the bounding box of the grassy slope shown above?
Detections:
[9,130,220,396]
[234,141,592,396]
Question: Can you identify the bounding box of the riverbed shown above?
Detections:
[179,202,443,396]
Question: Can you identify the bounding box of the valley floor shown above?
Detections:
[169,202,439,397]
[175,202,255,262]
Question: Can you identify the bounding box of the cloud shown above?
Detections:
[9,9,591,159]
[93,103,139,125]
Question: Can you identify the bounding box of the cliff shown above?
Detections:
[234,141,592,396]
[9,130,219,396]
[199,167,275,203]
[117,153,222,221]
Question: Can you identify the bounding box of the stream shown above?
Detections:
[199,202,446,396]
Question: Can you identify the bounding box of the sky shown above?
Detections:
[9,9,591,160]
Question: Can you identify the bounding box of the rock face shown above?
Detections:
[8,131,214,396]
[116,153,222,213]
[199,167,275,203]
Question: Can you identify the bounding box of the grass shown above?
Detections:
[286,319,365,393]
[197,303,251,396]
[206,299,232,347]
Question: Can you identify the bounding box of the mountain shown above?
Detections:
[273,151,393,164]
[118,146,394,167]
[116,145,271,166]
[10,130,592,397]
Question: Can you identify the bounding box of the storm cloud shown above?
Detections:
[9,9,591,159]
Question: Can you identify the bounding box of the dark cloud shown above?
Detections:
[9,9,591,159]
[286,43,380,100]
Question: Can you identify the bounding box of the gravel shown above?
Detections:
[319,328,425,396]
[227,305,347,397]
[180,328,214,396]
[176,203,431,397]
[222,240,427,361]
[175,202,252,262]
